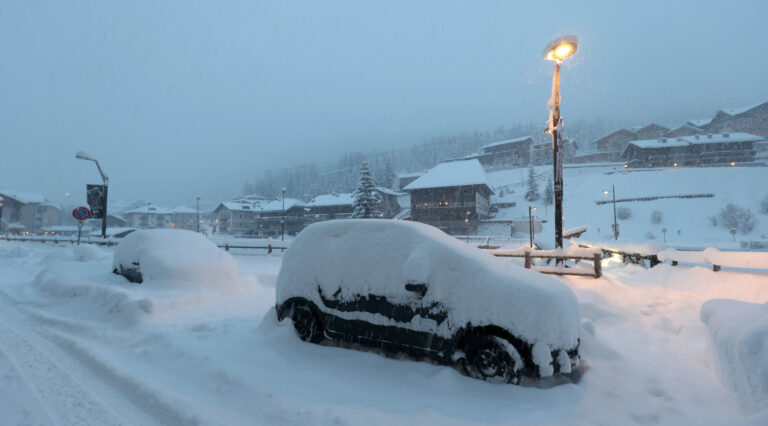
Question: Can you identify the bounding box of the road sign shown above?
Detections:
[729,229,737,235]
[72,206,91,221]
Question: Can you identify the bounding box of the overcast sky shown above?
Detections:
[1,0,766,207]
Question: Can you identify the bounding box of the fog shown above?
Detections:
[1,0,766,207]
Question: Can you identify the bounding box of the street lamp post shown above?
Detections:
[603,185,618,240]
[196,196,201,232]
[465,211,471,244]
[281,186,287,241]
[146,202,151,229]
[528,206,537,248]
[75,151,108,238]
[543,36,578,251]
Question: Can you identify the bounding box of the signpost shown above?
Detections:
[72,206,91,245]
[730,228,737,243]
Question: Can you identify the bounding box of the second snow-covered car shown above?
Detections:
[275,220,580,384]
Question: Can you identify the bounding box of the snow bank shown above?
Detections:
[113,229,238,285]
[701,299,768,412]
[659,247,768,270]
[277,220,580,350]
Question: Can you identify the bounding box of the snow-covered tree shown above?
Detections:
[544,176,553,206]
[352,161,381,218]
[718,203,758,234]
[524,165,539,202]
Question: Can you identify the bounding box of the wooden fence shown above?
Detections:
[485,248,603,278]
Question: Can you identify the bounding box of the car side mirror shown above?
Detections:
[405,283,428,297]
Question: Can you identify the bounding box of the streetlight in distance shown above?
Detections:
[603,185,618,240]
[543,35,578,251]
[281,186,287,241]
[196,196,201,233]
[528,206,537,248]
[75,151,108,238]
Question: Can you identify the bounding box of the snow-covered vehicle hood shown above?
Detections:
[276,220,580,350]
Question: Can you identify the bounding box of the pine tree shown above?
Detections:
[524,165,540,202]
[352,161,382,218]
[545,176,554,206]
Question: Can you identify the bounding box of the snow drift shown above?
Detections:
[701,298,768,413]
[276,219,581,350]
[113,229,238,285]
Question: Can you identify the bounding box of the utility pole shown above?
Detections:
[196,196,201,232]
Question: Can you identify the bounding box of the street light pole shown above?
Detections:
[75,151,109,238]
[612,184,618,240]
[528,206,536,248]
[543,36,578,252]
[146,202,151,229]
[196,196,201,232]
[281,187,287,241]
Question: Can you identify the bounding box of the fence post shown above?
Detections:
[524,251,532,269]
[268,244,272,254]
[713,264,721,272]
[225,244,230,252]
[671,260,678,266]
[593,252,602,278]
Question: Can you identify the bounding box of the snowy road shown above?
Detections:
[1,241,768,425]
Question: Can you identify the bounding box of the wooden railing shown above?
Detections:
[485,247,603,278]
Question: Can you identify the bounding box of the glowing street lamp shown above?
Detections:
[603,185,618,240]
[544,35,578,252]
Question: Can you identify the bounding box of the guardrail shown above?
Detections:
[658,247,768,272]
[485,247,603,278]
[0,235,119,246]
[218,243,287,254]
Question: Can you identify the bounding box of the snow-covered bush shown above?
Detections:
[617,206,632,220]
[650,210,663,224]
[717,203,758,234]
[645,231,656,240]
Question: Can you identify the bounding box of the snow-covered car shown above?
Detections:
[276,220,581,384]
[113,229,238,284]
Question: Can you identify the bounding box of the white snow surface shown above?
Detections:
[659,247,768,270]
[277,220,581,349]
[701,299,768,413]
[113,229,239,284]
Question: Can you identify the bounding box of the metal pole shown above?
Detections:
[551,62,564,250]
[102,179,108,239]
[612,184,618,240]
[281,190,285,241]
[196,197,201,232]
[147,203,151,229]
[529,206,534,248]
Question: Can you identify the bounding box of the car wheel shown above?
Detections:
[463,335,521,384]
[290,302,324,343]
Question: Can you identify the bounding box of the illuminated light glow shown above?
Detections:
[624,164,628,168]
[603,190,610,195]
[673,163,678,167]
[543,35,578,62]
[554,44,573,58]
[731,162,736,166]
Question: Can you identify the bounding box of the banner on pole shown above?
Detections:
[86,184,107,218]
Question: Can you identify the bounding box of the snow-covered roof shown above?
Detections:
[481,136,532,150]
[669,123,702,132]
[375,186,402,197]
[395,171,425,178]
[171,206,198,214]
[257,198,305,212]
[627,133,763,149]
[591,128,637,144]
[217,202,257,212]
[308,193,355,207]
[687,118,711,128]
[124,206,174,215]
[0,189,46,204]
[719,101,767,116]
[403,160,492,191]
[37,202,61,210]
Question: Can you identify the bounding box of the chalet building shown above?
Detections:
[448,137,533,169]
[374,187,403,218]
[305,193,354,222]
[665,123,704,138]
[213,202,259,234]
[394,172,424,191]
[631,123,669,140]
[253,198,305,237]
[404,159,494,235]
[170,206,198,230]
[532,138,578,165]
[591,128,638,161]
[0,190,58,234]
[619,132,763,167]
[124,205,174,229]
[697,101,768,139]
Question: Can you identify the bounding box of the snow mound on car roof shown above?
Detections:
[114,229,238,285]
[276,220,580,350]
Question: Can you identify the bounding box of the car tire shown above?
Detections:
[290,302,324,343]
[463,335,521,384]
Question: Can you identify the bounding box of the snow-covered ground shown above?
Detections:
[487,164,768,248]
[1,240,768,425]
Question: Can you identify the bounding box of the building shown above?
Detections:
[213,202,260,234]
[394,172,424,191]
[532,138,578,165]
[447,136,534,169]
[619,132,763,167]
[305,193,354,224]
[123,205,174,229]
[0,190,58,234]
[665,123,704,138]
[374,187,403,218]
[170,206,198,230]
[404,159,494,235]
[631,123,669,140]
[591,128,638,161]
[253,198,305,238]
[697,101,768,139]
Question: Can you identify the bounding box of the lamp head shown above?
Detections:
[544,35,578,62]
[75,151,95,161]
